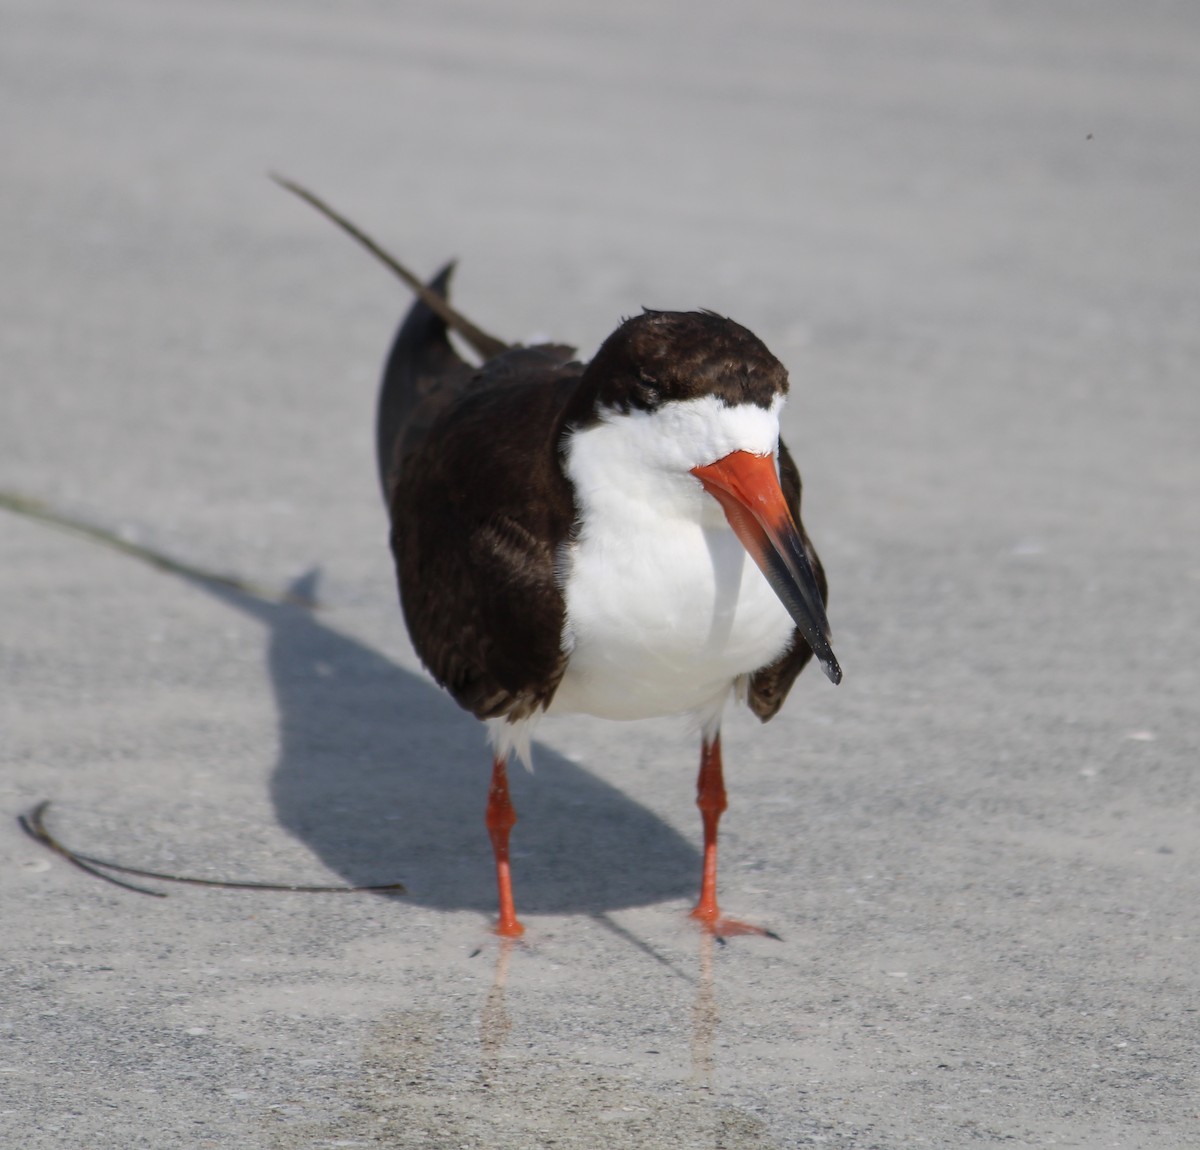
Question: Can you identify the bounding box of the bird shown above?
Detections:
[276,179,842,939]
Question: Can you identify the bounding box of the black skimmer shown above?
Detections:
[277,180,841,938]
[381,283,841,939]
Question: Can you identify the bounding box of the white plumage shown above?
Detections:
[550,394,795,723]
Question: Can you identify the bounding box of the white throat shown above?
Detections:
[549,395,795,723]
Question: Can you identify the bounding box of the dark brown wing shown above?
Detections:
[745,437,830,721]
[392,356,583,720]
[380,270,581,721]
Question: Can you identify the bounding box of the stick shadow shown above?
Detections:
[197,572,699,920]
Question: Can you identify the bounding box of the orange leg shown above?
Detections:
[690,734,727,926]
[485,755,525,938]
[688,734,777,939]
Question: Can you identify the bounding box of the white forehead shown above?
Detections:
[568,393,784,475]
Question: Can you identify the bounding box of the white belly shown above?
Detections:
[549,497,794,722]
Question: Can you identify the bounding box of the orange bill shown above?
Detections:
[691,450,842,685]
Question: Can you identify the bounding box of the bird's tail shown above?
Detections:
[376,261,465,499]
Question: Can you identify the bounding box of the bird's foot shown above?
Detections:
[689,905,780,941]
[493,914,525,939]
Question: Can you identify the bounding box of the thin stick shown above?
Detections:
[19,802,166,896]
[270,173,511,362]
[18,801,406,897]
[0,490,316,609]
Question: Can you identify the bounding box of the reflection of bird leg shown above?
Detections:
[479,936,515,1077]
[690,931,718,1087]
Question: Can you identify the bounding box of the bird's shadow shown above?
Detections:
[197,572,699,920]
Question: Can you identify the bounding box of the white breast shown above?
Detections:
[549,396,795,723]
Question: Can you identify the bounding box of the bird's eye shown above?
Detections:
[632,372,662,410]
